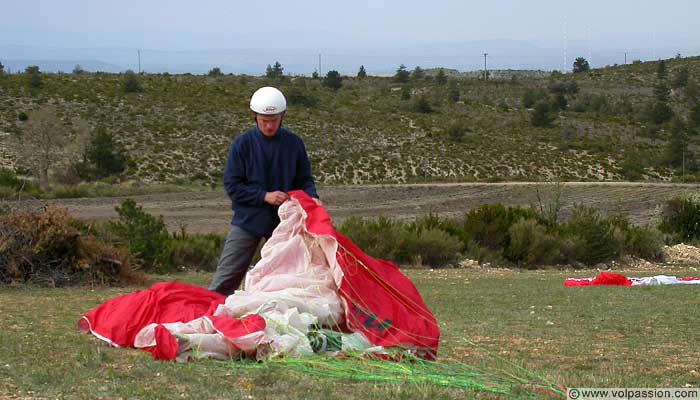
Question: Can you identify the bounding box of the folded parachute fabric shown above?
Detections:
[79,190,440,362]
[564,272,700,287]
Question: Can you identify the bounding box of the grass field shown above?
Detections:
[2,266,699,399]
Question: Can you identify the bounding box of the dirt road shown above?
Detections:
[36,182,700,234]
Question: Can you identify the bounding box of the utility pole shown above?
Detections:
[138,49,141,73]
[318,53,322,77]
[624,51,627,65]
[483,53,488,80]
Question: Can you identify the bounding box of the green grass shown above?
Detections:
[2,267,699,399]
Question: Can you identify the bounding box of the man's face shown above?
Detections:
[256,113,283,137]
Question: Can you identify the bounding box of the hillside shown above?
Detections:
[1,56,700,186]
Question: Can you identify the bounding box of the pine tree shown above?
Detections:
[671,66,689,89]
[394,64,410,83]
[411,66,425,81]
[572,57,590,73]
[84,127,127,179]
[665,117,689,169]
[657,60,667,80]
[25,65,43,88]
[435,68,447,85]
[322,70,343,91]
[357,65,367,79]
[531,100,555,127]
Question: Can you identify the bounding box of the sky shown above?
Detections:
[1,0,699,74]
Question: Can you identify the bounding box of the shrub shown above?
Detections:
[287,87,318,107]
[531,100,554,127]
[0,168,22,189]
[522,88,546,108]
[0,207,141,286]
[337,216,404,261]
[18,111,28,121]
[658,194,700,242]
[106,199,170,272]
[413,96,433,113]
[398,228,461,266]
[559,205,619,265]
[461,204,536,252]
[166,232,224,271]
[623,225,664,261]
[505,218,561,267]
[322,70,343,91]
[123,70,143,93]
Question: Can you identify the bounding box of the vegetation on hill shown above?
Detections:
[1,56,699,191]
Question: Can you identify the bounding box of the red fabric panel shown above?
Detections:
[678,277,700,282]
[564,272,633,287]
[79,282,226,347]
[143,325,179,361]
[209,315,266,339]
[590,272,632,286]
[563,278,594,287]
[291,190,441,359]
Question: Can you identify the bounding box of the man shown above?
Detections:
[209,86,318,296]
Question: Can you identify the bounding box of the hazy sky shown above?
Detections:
[2,0,699,50]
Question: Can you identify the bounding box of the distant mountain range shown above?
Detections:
[1,39,698,76]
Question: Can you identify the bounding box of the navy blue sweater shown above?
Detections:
[223,126,318,238]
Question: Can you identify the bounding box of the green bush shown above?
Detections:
[659,194,700,242]
[0,168,22,189]
[461,204,536,252]
[624,225,664,261]
[559,205,619,265]
[505,218,561,267]
[338,216,404,261]
[166,232,224,271]
[107,199,170,272]
[398,228,461,266]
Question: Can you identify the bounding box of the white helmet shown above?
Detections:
[250,87,287,115]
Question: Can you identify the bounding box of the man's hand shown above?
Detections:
[264,191,289,206]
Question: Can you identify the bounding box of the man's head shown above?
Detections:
[250,87,286,137]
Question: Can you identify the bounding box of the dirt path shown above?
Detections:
[32,182,700,234]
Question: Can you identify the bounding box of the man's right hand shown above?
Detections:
[264,191,289,206]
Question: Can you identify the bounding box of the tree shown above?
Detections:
[689,100,700,132]
[447,81,460,103]
[411,66,425,81]
[123,70,143,93]
[394,64,410,83]
[572,57,590,73]
[72,64,85,75]
[665,117,690,170]
[20,106,68,189]
[0,61,5,76]
[357,65,367,79]
[322,70,343,91]
[435,68,447,85]
[657,60,667,80]
[83,127,127,179]
[654,81,671,103]
[412,96,433,113]
[266,61,284,79]
[208,67,223,77]
[531,100,555,127]
[671,66,689,89]
[312,69,319,79]
[25,65,43,88]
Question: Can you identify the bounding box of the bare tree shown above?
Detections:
[20,105,69,190]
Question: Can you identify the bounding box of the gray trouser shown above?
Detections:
[208,225,263,296]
